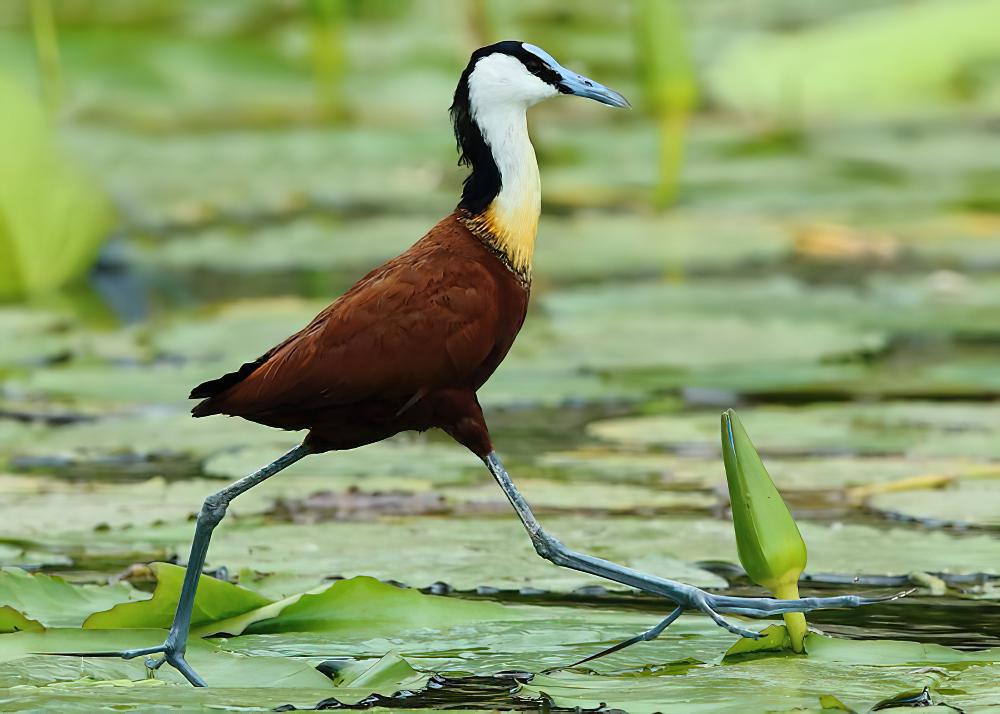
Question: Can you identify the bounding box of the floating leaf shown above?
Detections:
[869,479,1000,527]
[324,651,429,700]
[590,402,1000,458]
[204,438,482,487]
[83,563,270,631]
[200,575,508,638]
[243,575,507,635]
[804,632,1000,666]
[0,568,142,629]
[12,410,297,464]
[818,693,856,712]
[58,515,727,597]
[722,623,790,659]
[0,606,42,634]
[0,628,333,690]
[520,627,1000,713]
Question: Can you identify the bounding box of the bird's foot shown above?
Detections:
[554,586,910,670]
[121,640,206,687]
[701,587,910,630]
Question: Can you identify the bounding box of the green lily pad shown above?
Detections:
[45,514,725,597]
[0,606,42,634]
[129,217,420,276]
[0,568,143,629]
[539,449,978,493]
[0,474,224,537]
[139,212,791,283]
[589,402,1000,458]
[83,563,269,631]
[805,631,1000,666]
[321,651,430,702]
[239,575,507,636]
[204,437,482,487]
[67,121,455,227]
[10,410,297,464]
[0,680,338,713]
[199,575,511,640]
[0,628,333,691]
[42,508,1000,600]
[150,298,327,365]
[12,361,212,408]
[723,623,791,658]
[869,478,1000,527]
[439,477,716,514]
[520,627,1000,714]
[518,660,925,714]
[522,282,885,373]
[225,601,732,677]
[0,308,76,368]
[46,561,510,643]
[480,363,645,407]
[534,213,790,280]
[725,624,1000,666]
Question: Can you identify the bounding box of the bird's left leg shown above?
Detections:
[484,451,898,643]
[119,443,312,686]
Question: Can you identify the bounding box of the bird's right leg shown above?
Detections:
[484,452,902,645]
[120,443,311,687]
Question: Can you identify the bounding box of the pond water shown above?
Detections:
[2,1,1000,711]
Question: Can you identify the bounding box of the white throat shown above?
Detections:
[464,53,557,274]
[474,102,539,235]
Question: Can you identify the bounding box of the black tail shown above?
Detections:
[189,354,269,416]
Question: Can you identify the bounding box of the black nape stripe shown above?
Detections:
[450,41,561,215]
[450,65,500,215]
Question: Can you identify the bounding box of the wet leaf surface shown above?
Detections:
[590,402,1000,458]
[869,478,1000,528]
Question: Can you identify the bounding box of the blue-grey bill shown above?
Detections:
[521,42,630,108]
[557,71,630,108]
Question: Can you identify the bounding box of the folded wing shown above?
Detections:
[190,254,501,424]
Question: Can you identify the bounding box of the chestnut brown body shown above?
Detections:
[191,212,529,458]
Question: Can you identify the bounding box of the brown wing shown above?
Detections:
[191,250,501,421]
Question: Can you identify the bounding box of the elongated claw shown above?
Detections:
[145,655,168,670]
[556,586,911,670]
[121,642,207,687]
[120,645,169,660]
[706,589,913,617]
[692,593,762,639]
[167,653,207,687]
[549,590,769,672]
[34,642,208,687]
[545,606,685,672]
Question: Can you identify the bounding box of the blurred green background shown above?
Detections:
[2,1,1000,710]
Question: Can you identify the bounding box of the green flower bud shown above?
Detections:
[722,409,808,652]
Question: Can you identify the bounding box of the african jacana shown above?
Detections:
[119,42,881,686]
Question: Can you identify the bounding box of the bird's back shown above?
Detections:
[190,212,529,452]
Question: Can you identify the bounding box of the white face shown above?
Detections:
[466,52,559,111]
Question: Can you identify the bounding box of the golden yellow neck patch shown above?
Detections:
[458,101,542,278]
[463,202,538,278]
[462,143,540,278]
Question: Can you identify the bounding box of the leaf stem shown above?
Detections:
[774,581,807,653]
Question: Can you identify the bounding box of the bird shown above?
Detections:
[116,41,882,686]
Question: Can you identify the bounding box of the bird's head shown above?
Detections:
[451,41,628,219]
[453,40,630,113]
